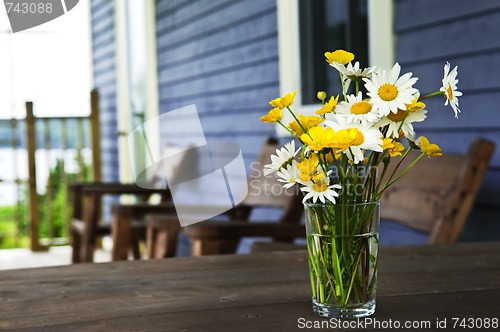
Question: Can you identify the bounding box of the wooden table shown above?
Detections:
[1,242,499,331]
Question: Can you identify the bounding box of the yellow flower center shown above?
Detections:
[387,109,407,122]
[350,101,372,115]
[378,84,398,101]
[312,179,328,192]
[446,82,454,100]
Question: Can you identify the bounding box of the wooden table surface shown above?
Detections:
[1,242,499,331]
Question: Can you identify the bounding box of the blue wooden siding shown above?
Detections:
[91,0,119,182]
[155,0,280,170]
[395,0,500,240]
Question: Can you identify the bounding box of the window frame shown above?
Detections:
[275,0,395,136]
[114,0,160,182]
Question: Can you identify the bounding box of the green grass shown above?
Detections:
[0,205,29,249]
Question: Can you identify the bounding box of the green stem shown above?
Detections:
[276,120,292,134]
[377,145,414,195]
[286,106,308,137]
[339,73,348,101]
[419,91,444,101]
[344,246,363,305]
[377,152,426,198]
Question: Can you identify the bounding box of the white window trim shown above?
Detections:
[144,0,161,164]
[275,0,395,136]
[114,0,132,182]
[114,0,160,182]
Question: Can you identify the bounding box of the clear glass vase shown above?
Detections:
[304,201,380,319]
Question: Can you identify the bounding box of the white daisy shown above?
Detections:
[364,63,418,116]
[376,93,427,140]
[440,62,462,118]
[263,140,299,176]
[301,177,342,204]
[336,62,374,94]
[325,118,383,164]
[276,160,300,189]
[336,92,381,126]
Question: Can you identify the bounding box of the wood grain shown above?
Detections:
[1,242,499,331]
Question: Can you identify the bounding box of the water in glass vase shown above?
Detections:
[304,201,380,319]
[307,232,378,318]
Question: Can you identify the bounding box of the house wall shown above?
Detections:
[155,0,280,170]
[90,0,119,182]
[88,0,498,242]
[395,0,500,240]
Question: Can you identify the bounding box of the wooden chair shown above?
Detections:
[70,142,198,262]
[70,183,170,262]
[379,138,495,244]
[251,137,495,252]
[145,137,305,258]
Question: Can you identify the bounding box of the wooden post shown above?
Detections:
[25,102,45,251]
[90,89,101,182]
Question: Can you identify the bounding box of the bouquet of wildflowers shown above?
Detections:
[260,49,461,316]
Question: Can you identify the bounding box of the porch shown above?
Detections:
[1,0,500,266]
[0,244,111,270]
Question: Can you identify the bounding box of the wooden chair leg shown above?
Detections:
[131,233,141,260]
[112,213,132,261]
[81,226,95,263]
[152,230,178,258]
[71,228,81,263]
[146,225,157,259]
[164,227,179,257]
[146,215,181,259]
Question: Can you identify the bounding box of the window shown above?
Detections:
[299,0,368,105]
[114,0,160,182]
[276,0,394,136]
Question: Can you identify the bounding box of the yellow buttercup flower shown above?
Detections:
[281,91,297,108]
[317,91,327,101]
[418,136,443,157]
[327,119,383,164]
[288,115,324,136]
[324,50,354,65]
[382,138,404,157]
[316,95,339,115]
[382,138,394,151]
[260,107,282,123]
[406,97,426,113]
[301,126,336,151]
[323,150,340,163]
[269,91,297,109]
[332,128,365,152]
[297,153,323,182]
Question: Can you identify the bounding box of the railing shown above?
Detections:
[0,90,101,251]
